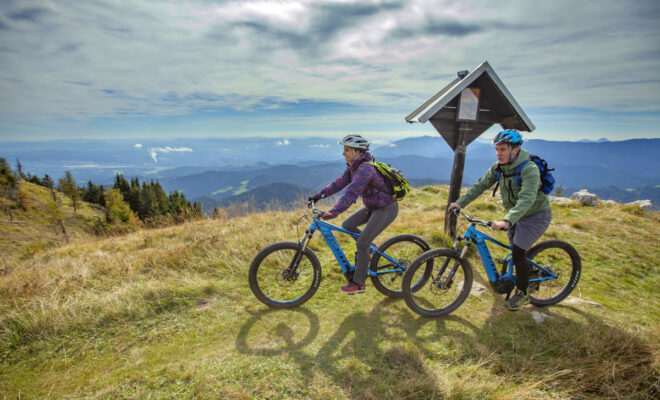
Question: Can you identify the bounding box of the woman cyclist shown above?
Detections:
[308,134,398,294]
[448,129,552,310]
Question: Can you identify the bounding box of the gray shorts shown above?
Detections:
[507,210,552,251]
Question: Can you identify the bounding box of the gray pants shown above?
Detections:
[342,202,399,285]
[507,210,552,251]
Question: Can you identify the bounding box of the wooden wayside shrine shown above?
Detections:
[405,61,535,237]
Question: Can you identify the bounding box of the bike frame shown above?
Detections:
[460,223,558,286]
[301,216,408,277]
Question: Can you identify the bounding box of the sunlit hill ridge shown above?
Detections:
[1,178,658,399]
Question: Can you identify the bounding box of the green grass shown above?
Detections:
[1,185,658,399]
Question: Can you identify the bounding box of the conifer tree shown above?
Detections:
[104,187,137,225]
[114,174,130,198]
[27,174,42,185]
[154,181,169,215]
[128,177,141,212]
[0,158,18,219]
[42,174,57,201]
[58,171,80,214]
[0,157,16,191]
[15,159,27,180]
[82,181,105,206]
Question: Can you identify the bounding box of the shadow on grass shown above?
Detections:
[235,306,320,357]
[236,297,658,399]
[235,299,476,399]
[458,300,660,399]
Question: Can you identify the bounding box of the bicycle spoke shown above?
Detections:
[370,234,430,298]
[527,240,581,306]
[249,242,322,308]
[403,249,472,317]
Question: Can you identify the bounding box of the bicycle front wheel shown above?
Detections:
[527,240,581,306]
[402,248,473,317]
[369,234,430,298]
[249,241,322,309]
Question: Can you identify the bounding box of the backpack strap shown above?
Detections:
[491,165,503,197]
[513,159,530,187]
[491,158,532,196]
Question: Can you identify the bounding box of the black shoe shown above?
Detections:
[505,289,529,311]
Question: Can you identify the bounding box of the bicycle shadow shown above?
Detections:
[234,297,658,399]
[235,306,320,357]
[235,299,481,399]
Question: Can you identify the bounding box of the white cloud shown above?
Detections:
[150,146,193,153]
[148,146,193,163]
[309,144,330,148]
[276,139,290,146]
[134,143,142,148]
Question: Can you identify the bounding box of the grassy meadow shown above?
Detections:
[1,185,658,399]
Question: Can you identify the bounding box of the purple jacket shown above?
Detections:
[316,152,395,215]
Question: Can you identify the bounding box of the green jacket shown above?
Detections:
[456,149,551,225]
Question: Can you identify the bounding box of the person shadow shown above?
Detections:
[236,298,488,399]
[236,293,658,399]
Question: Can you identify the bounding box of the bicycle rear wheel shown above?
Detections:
[249,241,322,309]
[369,234,430,298]
[402,248,473,317]
[527,240,581,306]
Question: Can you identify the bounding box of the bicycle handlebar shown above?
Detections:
[307,200,324,218]
[452,208,490,227]
[451,208,509,231]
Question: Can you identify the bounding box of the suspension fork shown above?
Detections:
[283,229,315,281]
[434,237,470,286]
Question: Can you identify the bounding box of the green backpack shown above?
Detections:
[367,161,411,200]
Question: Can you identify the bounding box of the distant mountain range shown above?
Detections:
[1,136,658,211]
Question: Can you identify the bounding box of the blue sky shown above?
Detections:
[1,0,659,142]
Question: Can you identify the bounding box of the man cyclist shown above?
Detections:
[448,129,552,311]
[308,134,398,294]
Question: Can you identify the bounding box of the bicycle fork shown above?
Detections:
[282,229,315,281]
[433,240,470,289]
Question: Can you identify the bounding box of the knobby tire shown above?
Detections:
[249,241,322,309]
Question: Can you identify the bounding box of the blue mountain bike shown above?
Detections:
[402,209,581,317]
[249,201,431,308]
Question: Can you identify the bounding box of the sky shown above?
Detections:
[1,0,659,143]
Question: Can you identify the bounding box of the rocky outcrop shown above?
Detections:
[548,196,574,205]
[570,189,598,206]
[625,199,653,212]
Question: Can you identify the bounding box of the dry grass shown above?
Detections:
[1,185,658,399]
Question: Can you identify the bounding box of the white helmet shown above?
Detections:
[338,134,370,151]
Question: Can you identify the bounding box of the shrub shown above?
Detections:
[621,204,644,216]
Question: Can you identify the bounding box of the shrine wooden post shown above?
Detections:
[405,61,536,237]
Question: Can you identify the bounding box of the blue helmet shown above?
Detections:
[492,129,523,145]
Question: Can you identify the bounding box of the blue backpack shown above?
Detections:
[492,154,555,196]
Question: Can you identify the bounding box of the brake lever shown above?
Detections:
[487,220,509,231]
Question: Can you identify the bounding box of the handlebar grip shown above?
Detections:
[487,221,509,231]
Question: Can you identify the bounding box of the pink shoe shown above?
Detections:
[341,282,366,294]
